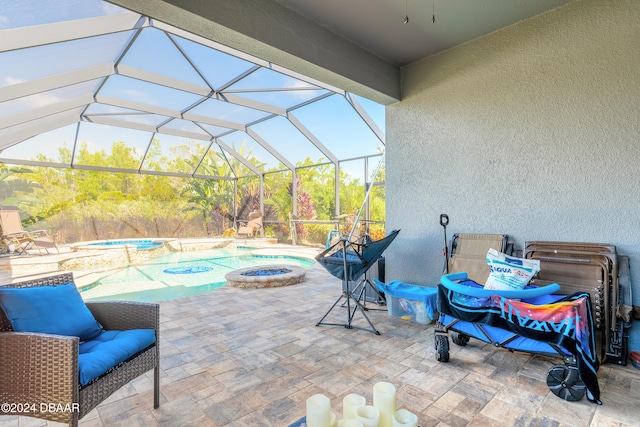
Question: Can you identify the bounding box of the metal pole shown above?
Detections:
[348,152,385,242]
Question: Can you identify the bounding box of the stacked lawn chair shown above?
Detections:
[524,241,633,365]
[446,233,510,282]
[436,233,603,404]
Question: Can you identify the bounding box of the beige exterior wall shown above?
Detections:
[386,0,640,299]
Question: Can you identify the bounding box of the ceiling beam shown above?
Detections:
[116,64,211,96]
[246,128,295,171]
[214,139,262,176]
[287,112,339,165]
[0,63,114,103]
[345,93,385,144]
[0,110,80,149]
[0,13,145,52]
[0,94,93,130]
[95,94,182,118]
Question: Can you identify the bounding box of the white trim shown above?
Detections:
[0,94,93,130]
[0,13,145,52]
[116,64,211,96]
[0,110,79,149]
[0,63,114,103]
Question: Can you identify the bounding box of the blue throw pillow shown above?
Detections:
[0,282,102,341]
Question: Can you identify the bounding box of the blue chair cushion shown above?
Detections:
[78,329,156,386]
[0,282,103,341]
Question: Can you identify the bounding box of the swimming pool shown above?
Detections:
[79,246,316,302]
[88,239,164,250]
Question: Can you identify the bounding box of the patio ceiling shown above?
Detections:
[107,0,575,105]
[0,0,385,180]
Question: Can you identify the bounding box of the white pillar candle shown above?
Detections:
[306,393,331,427]
[343,393,366,420]
[339,419,364,427]
[392,409,418,427]
[330,411,337,427]
[373,382,396,427]
[355,405,380,427]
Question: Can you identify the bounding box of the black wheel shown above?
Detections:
[546,365,586,402]
[435,334,449,362]
[451,331,470,346]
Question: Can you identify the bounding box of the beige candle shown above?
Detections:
[306,393,331,427]
[373,382,396,427]
[355,405,380,427]
[392,409,418,427]
[330,411,337,427]
[343,393,366,420]
[339,419,364,427]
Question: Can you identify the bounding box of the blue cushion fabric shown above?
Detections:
[0,282,103,341]
[78,329,156,386]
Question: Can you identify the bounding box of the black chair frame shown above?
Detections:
[315,230,400,334]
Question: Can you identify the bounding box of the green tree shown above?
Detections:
[296,159,335,219]
[0,165,43,207]
[181,148,236,235]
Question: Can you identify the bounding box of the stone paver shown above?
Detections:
[1,245,639,426]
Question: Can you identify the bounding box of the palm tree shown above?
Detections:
[0,164,43,207]
[181,150,235,235]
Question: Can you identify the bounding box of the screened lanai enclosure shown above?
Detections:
[0,0,386,245]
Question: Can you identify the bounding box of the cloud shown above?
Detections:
[3,75,27,86]
[0,15,10,29]
[100,2,127,16]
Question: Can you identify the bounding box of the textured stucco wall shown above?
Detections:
[386,0,639,306]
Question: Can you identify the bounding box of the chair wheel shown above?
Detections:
[435,334,449,362]
[451,331,470,346]
[546,365,586,402]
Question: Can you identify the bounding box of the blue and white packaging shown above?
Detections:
[484,248,540,291]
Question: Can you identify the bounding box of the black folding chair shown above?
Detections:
[315,229,400,334]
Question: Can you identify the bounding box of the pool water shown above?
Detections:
[79,247,315,302]
[89,239,164,250]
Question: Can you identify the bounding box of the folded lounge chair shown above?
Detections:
[0,208,59,255]
[237,211,262,238]
[524,240,630,365]
[0,208,36,255]
[446,233,508,283]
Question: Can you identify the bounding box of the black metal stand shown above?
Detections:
[350,271,386,310]
[345,232,386,311]
[315,238,381,335]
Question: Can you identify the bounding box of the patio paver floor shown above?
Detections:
[1,253,639,426]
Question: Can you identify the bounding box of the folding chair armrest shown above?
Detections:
[25,229,50,236]
[86,301,159,331]
[2,231,28,237]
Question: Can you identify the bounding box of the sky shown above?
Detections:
[0,0,385,183]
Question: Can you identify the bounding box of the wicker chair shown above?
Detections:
[0,273,160,426]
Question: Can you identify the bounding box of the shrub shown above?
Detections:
[301,223,335,246]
